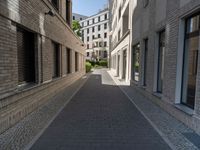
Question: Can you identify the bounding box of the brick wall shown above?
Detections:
[0,0,86,134]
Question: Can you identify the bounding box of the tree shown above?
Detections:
[72,20,82,37]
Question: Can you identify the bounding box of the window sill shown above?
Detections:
[152,92,162,98]
[174,104,194,116]
[18,82,38,92]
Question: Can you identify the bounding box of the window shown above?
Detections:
[92,35,95,39]
[82,22,84,27]
[118,6,121,20]
[98,34,101,38]
[98,16,101,22]
[105,14,108,20]
[92,27,95,32]
[52,42,60,78]
[66,48,71,74]
[87,52,90,57]
[133,44,140,82]
[80,18,82,21]
[52,0,59,10]
[104,51,107,58]
[118,30,121,41]
[87,44,89,49]
[181,13,200,108]
[104,23,107,30]
[93,18,95,24]
[82,31,84,41]
[17,27,36,85]
[157,30,166,93]
[143,39,148,86]
[66,0,70,24]
[104,42,107,47]
[87,28,89,34]
[87,20,89,25]
[73,16,75,20]
[99,42,102,47]
[98,25,101,31]
[143,0,149,8]
[87,36,89,41]
[75,52,78,72]
[104,32,107,38]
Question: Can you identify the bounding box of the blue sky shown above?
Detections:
[72,0,108,16]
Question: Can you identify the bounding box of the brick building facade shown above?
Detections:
[110,0,200,134]
[0,0,85,134]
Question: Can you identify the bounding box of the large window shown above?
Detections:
[52,42,60,78]
[182,13,200,108]
[133,44,140,82]
[66,48,71,74]
[17,27,36,85]
[157,30,165,93]
[144,39,148,86]
[75,52,79,72]
[66,0,71,24]
[52,0,59,10]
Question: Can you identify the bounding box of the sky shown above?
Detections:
[72,0,108,17]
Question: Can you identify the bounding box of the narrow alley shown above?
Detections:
[30,69,170,150]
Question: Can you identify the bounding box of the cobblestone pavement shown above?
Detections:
[30,69,171,150]
[0,75,88,150]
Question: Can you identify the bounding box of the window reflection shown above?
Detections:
[182,13,200,109]
[133,44,140,82]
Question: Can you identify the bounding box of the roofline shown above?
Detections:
[79,9,109,23]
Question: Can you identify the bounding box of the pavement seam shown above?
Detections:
[107,71,176,150]
[24,75,90,150]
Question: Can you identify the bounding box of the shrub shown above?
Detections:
[99,60,108,67]
[85,62,92,73]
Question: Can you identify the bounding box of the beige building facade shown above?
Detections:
[110,0,200,134]
[0,0,85,134]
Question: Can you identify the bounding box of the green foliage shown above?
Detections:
[72,20,82,37]
[86,60,108,68]
[86,62,92,73]
[99,60,108,67]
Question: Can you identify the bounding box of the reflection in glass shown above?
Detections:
[133,44,140,82]
[157,30,165,93]
[182,13,200,109]
[182,36,199,108]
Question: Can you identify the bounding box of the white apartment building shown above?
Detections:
[80,9,110,61]
[72,13,88,21]
[110,0,134,81]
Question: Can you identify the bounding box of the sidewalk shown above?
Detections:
[108,69,200,150]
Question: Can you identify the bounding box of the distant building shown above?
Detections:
[72,13,88,21]
[80,8,110,62]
